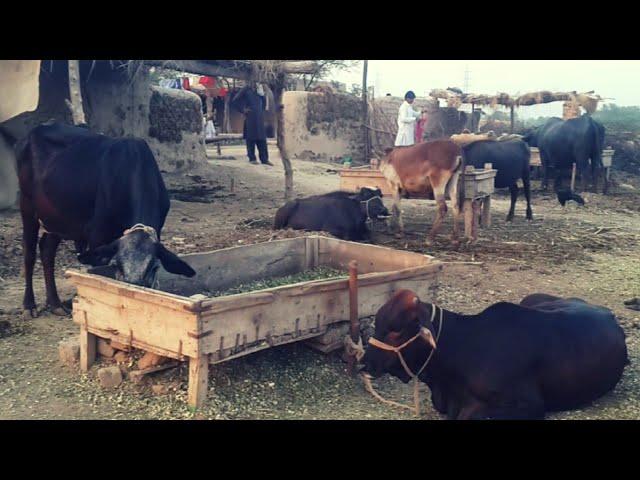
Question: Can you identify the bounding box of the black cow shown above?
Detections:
[360,289,628,420]
[273,187,390,241]
[16,122,196,318]
[523,115,606,193]
[463,139,532,221]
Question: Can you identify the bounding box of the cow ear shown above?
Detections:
[156,243,196,277]
[78,240,118,266]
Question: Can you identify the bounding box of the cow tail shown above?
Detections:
[445,153,464,214]
[274,200,298,230]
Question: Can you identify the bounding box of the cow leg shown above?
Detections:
[20,194,39,319]
[506,184,518,222]
[39,233,68,316]
[426,177,449,244]
[447,169,462,244]
[390,188,404,237]
[553,169,563,193]
[474,383,545,420]
[522,171,533,221]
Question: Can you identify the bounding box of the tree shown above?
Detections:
[297,60,360,91]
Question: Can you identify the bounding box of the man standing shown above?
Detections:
[231,82,274,165]
[394,90,423,147]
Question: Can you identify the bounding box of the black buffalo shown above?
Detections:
[361,289,628,420]
[523,115,606,193]
[16,122,195,318]
[273,187,390,241]
[463,139,533,221]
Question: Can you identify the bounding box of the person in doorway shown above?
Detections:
[394,90,423,147]
[231,82,274,166]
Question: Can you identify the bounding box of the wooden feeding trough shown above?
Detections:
[462,164,497,241]
[339,162,497,241]
[66,236,443,409]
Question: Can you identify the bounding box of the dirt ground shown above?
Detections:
[1,143,639,420]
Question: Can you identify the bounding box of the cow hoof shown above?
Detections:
[22,308,38,320]
[506,217,514,223]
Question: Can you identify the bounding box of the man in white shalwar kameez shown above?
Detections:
[394,90,422,147]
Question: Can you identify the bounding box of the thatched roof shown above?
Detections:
[429,88,605,113]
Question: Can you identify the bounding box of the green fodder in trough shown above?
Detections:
[207,267,347,298]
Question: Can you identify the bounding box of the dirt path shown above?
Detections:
[1,145,639,419]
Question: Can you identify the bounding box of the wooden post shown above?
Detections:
[79,324,96,372]
[347,260,359,375]
[362,60,370,164]
[510,105,515,134]
[471,200,481,242]
[66,60,87,125]
[274,81,294,201]
[188,355,209,409]
[223,94,231,133]
[481,162,492,228]
[571,163,577,191]
[471,103,475,132]
[463,199,474,241]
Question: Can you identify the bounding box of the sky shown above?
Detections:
[330,60,640,118]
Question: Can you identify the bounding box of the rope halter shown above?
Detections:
[123,223,158,243]
[363,303,444,416]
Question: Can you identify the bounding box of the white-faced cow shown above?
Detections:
[16,122,196,318]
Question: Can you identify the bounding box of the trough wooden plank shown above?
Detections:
[188,356,209,409]
[72,287,200,358]
[66,270,200,312]
[156,237,308,297]
[319,237,434,273]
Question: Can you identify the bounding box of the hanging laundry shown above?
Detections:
[199,76,216,88]
[182,77,190,90]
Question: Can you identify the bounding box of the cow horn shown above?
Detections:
[420,327,437,349]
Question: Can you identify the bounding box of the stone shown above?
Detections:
[97,338,115,358]
[97,366,123,389]
[58,337,80,366]
[151,384,169,396]
[110,340,131,352]
[137,351,169,370]
[114,351,130,364]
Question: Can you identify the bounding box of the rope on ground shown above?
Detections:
[360,373,418,414]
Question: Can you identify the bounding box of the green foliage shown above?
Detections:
[593,104,640,133]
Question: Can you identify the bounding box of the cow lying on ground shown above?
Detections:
[380,140,463,244]
[522,114,606,193]
[462,138,533,221]
[273,187,390,241]
[16,122,196,318]
[361,289,628,420]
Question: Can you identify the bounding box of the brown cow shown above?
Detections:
[380,140,463,244]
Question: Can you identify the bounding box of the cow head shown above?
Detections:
[356,187,390,220]
[521,128,539,147]
[78,224,196,287]
[360,290,438,383]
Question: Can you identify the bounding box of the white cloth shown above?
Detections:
[394,101,422,146]
[205,120,216,140]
